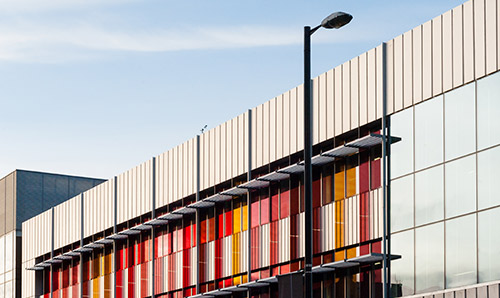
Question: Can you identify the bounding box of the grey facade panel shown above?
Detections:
[0,176,6,236]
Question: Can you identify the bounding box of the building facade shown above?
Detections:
[0,170,105,298]
[21,0,500,297]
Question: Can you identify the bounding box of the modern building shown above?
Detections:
[0,170,105,298]
[20,0,500,297]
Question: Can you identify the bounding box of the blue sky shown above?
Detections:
[0,0,463,179]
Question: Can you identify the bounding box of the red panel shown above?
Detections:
[201,218,207,244]
[184,224,191,249]
[360,192,370,242]
[313,207,321,254]
[192,221,197,247]
[270,221,278,265]
[280,264,290,274]
[359,152,370,193]
[260,192,270,225]
[371,158,381,190]
[141,263,148,297]
[128,266,135,298]
[225,208,232,237]
[271,266,279,276]
[271,186,279,222]
[251,227,260,270]
[217,209,224,239]
[116,270,124,298]
[290,179,300,216]
[215,239,222,279]
[183,249,191,288]
[312,176,321,208]
[280,189,290,219]
[251,196,260,228]
[251,271,260,281]
[209,215,216,242]
[290,214,298,259]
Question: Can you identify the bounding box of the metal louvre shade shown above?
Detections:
[241,281,268,288]
[188,200,215,209]
[44,259,62,264]
[204,193,233,203]
[237,179,270,190]
[276,163,304,175]
[83,243,104,250]
[322,145,359,157]
[73,247,93,253]
[26,266,45,271]
[172,207,196,215]
[220,187,248,197]
[63,251,81,257]
[54,255,73,261]
[106,233,128,240]
[158,213,183,221]
[257,171,290,182]
[144,218,169,226]
[345,134,383,148]
[118,229,142,236]
[95,238,114,245]
[131,224,151,231]
[224,285,248,292]
[312,264,336,274]
[257,276,278,284]
[348,252,401,264]
[37,262,52,268]
[299,155,335,166]
[205,289,232,296]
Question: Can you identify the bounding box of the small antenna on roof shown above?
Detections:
[200,125,208,134]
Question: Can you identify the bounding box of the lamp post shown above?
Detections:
[303,11,352,298]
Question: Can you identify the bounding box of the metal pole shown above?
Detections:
[113,177,117,298]
[195,136,201,294]
[381,42,389,298]
[152,158,156,298]
[303,25,313,298]
[50,207,54,298]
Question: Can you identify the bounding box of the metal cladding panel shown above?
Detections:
[54,196,81,249]
[117,160,152,223]
[486,0,498,74]
[359,53,368,126]
[376,44,384,119]
[241,113,248,175]
[255,105,263,168]
[312,77,320,145]
[453,5,464,88]
[422,20,433,100]
[263,101,270,166]
[297,84,304,152]
[279,217,290,263]
[351,57,359,130]
[319,73,328,143]
[290,87,298,154]
[214,125,221,185]
[252,106,258,169]
[433,15,443,96]
[413,25,423,104]
[326,69,335,138]
[367,48,377,122]
[334,65,343,135]
[442,10,453,92]
[276,95,284,160]
[174,143,180,200]
[261,224,270,268]
[270,97,277,163]
[385,40,395,115]
[342,61,351,133]
[229,118,236,179]
[220,123,227,183]
[403,30,414,108]
[283,91,291,157]
[394,34,404,112]
[463,0,475,84]
[475,0,486,79]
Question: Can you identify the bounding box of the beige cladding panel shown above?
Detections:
[276,94,284,160]
[376,44,384,119]
[463,0,475,83]
[54,196,81,250]
[394,34,404,112]
[283,92,291,157]
[367,48,377,122]
[350,57,359,130]
[413,25,423,104]
[475,0,486,79]
[312,77,319,144]
[453,5,464,88]
[270,97,277,163]
[422,20,433,100]
[263,100,270,166]
[442,10,453,92]
[485,0,498,74]
[433,15,443,96]
[385,40,395,114]
[498,0,500,72]
[290,87,298,154]
[403,30,413,108]
[326,69,335,138]
[220,123,227,183]
[359,53,368,125]
[319,73,327,143]
[334,65,343,134]
[297,84,304,152]
[342,61,351,133]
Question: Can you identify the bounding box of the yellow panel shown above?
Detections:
[233,202,241,234]
[242,202,248,231]
[346,247,357,259]
[334,165,345,202]
[346,167,357,198]
[335,250,344,262]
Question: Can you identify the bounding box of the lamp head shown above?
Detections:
[321,12,353,29]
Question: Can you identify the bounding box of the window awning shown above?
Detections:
[299,155,335,167]
[204,193,233,203]
[94,238,114,245]
[237,179,270,190]
[158,213,183,221]
[224,285,248,292]
[322,145,359,158]
[172,206,196,215]
[220,187,248,197]
[106,233,128,240]
[144,218,169,226]
[131,224,152,231]
[118,229,141,236]
[54,255,73,261]
[73,247,93,253]
[63,251,81,258]
[204,289,233,296]
[276,163,304,175]
[257,171,290,182]
[83,243,104,250]
[188,200,215,209]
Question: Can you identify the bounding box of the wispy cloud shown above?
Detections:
[0,22,380,63]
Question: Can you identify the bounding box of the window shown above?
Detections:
[445,155,476,218]
[391,108,414,178]
[391,230,414,296]
[478,207,500,283]
[415,96,443,171]
[477,71,500,150]
[415,165,444,226]
[478,146,500,209]
[391,175,414,232]
[415,222,444,293]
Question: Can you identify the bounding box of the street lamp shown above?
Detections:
[303,11,352,298]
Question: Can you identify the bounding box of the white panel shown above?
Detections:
[263,101,270,166]
[283,91,291,157]
[254,106,261,168]
[376,44,384,119]
[475,0,486,79]
[276,95,284,159]
[334,66,343,134]
[230,118,236,179]
[422,21,433,100]
[386,40,395,115]
[442,10,453,92]
[220,123,227,183]
[318,73,328,143]
[485,0,498,74]
[239,113,246,175]
[453,5,464,88]
[312,77,320,144]
[290,88,298,154]
[367,48,377,123]
[350,57,359,129]
[326,69,335,138]
[342,62,351,133]
[261,224,270,267]
[269,97,277,162]
[413,26,423,104]
[214,126,221,185]
[210,129,216,187]
[359,53,368,125]
[433,15,443,96]
[403,31,413,108]
[297,84,304,152]
[394,35,404,112]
